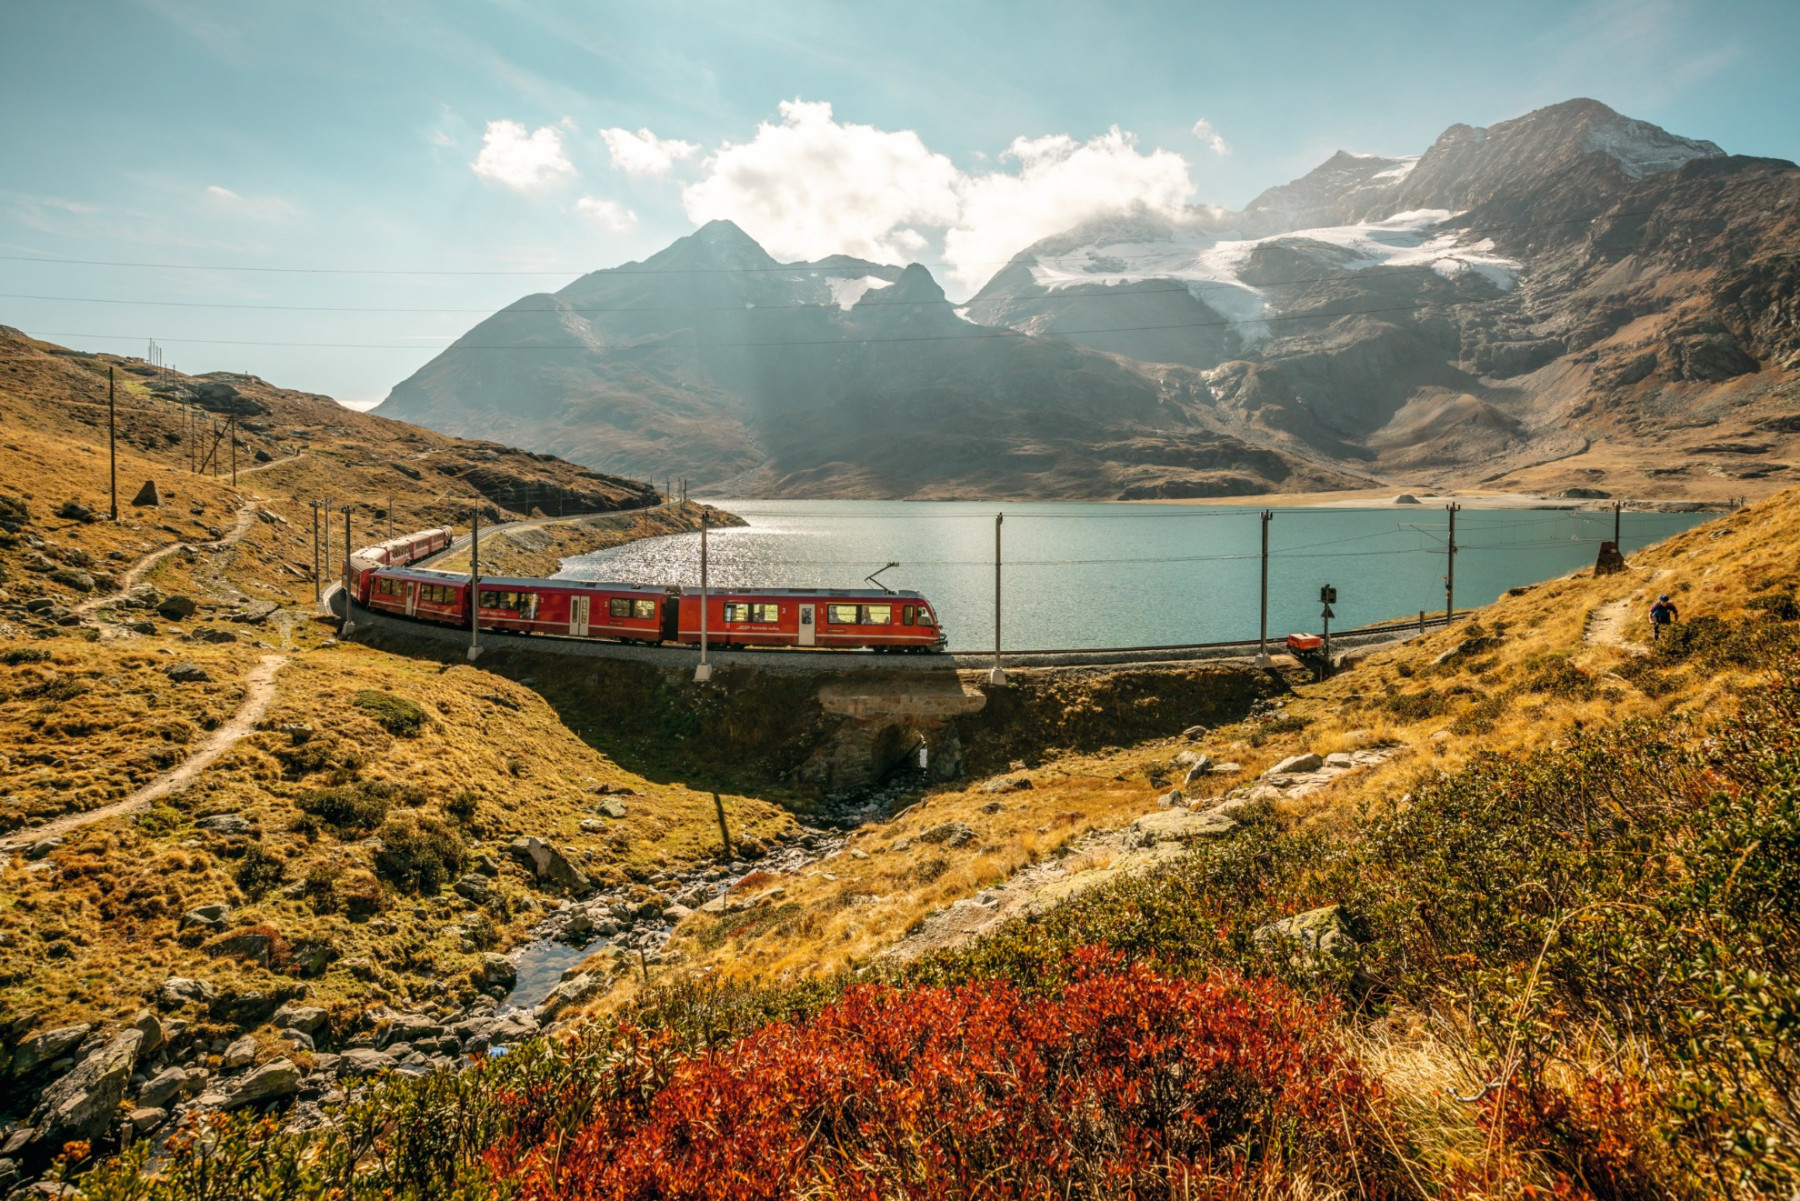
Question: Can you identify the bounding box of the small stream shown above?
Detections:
[497,769,931,1012]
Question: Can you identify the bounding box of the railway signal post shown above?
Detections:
[695,511,712,682]
[1320,584,1337,665]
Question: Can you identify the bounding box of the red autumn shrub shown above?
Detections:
[1454,1074,1686,1201]
[510,949,1403,1200]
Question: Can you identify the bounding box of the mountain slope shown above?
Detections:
[966,99,1800,499]
[377,222,1366,500]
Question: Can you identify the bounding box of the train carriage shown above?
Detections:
[345,527,456,604]
[676,588,943,650]
[364,568,673,643]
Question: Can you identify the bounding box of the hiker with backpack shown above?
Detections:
[1650,593,1679,641]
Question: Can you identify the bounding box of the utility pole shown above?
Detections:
[990,512,1006,686]
[1320,584,1337,669]
[323,503,332,584]
[695,511,711,683]
[107,367,118,521]
[712,793,732,859]
[1612,500,1622,550]
[387,493,394,542]
[229,413,237,487]
[310,500,321,603]
[1257,509,1272,665]
[1444,502,1460,624]
[468,508,482,661]
[340,504,353,636]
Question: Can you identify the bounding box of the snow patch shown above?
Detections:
[828,275,894,309]
[1027,209,1519,347]
[1372,156,1421,181]
[1584,114,1723,179]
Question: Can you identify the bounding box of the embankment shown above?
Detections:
[349,621,1287,803]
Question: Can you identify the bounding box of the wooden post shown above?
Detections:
[1257,509,1271,664]
[713,793,732,858]
[695,512,711,682]
[107,367,118,521]
[469,509,481,660]
[990,512,1006,685]
[1444,502,1460,624]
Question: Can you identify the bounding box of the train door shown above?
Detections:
[571,596,589,637]
[404,581,418,617]
[798,604,817,646]
[660,596,680,643]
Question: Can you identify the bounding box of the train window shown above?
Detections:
[827,604,859,625]
[377,577,401,597]
[420,584,455,605]
[722,603,747,622]
[634,599,657,620]
[609,597,632,618]
[479,590,512,610]
[862,604,892,625]
[751,603,780,623]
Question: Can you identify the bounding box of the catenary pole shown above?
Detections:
[1257,509,1271,665]
[468,508,481,660]
[340,503,353,636]
[1445,502,1460,624]
[310,500,321,603]
[695,511,711,682]
[107,367,118,521]
[229,414,237,486]
[1613,500,1621,550]
[990,512,1006,686]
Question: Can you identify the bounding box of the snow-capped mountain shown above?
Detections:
[382,99,1800,501]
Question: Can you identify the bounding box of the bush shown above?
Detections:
[514,955,1399,1200]
[297,780,423,835]
[1747,592,1800,621]
[445,789,480,825]
[354,690,428,737]
[234,844,288,899]
[372,813,466,894]
[1,647,51,665]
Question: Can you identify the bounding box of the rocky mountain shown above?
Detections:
[377,221,1363,499]
[965,99,1800,499]
[383,99,1800,501]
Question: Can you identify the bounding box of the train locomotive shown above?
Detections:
[347,528,946,653]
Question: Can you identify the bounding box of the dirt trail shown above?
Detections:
[1584,597,1640,649]
[0,654,287,850]
[77,496,264,616]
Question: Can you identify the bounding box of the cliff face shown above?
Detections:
[382,100,1800,502]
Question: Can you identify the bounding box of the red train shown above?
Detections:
[344,527,455,603]
[350,530,945,652]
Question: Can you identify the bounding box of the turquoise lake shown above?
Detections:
[559,501,1712,653]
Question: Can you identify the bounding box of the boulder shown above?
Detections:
[10,1025,91,1077]
[164,661,210,683]
[128,1107,166,1135]
[594,797,628,819]
[219,1058,300,1109]
[452,873,491,904]
[130,480,162,507]
[54,501,96,523]
[203,927,275,965]
[918,822,977,848]
[23,838,62,861]
[336,1048,397,1078]
[979,775,1032,794]
[1253,904,1356,963]
[1131,808,1239,842]
[1181,757,1213,787]
[662,904,694,922]
[222,1035,258,1069]
[49,569,95,593]
[155,595,197,620]
[272,1004,328,1036]
[538,972,605,1020]
[471,953,516,996]
[156,976,216,1009]
[136,1066,190,1110]
[190,626,237,644]
[1158,789,1184,808]
[131,1010,164,1056]
[180,902,231,932]
[1323,752,1354,769]
[31,1029,143,1146]
[507,836,591,894]
[195,813,252,835]
[1268,753,1323,776]
[228,600,280,625]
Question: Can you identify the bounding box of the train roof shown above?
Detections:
[372,568,932,602]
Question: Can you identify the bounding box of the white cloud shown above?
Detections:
[574,195,638,231]
[470,119,576,192]
[945,127,1195,288]
[201,184,297,221]
[599,126,702,178]
[1191,118,1231,157]
[674,100,1196,289]
[682,99,963,266]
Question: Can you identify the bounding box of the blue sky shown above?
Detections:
[2,0,1793,404]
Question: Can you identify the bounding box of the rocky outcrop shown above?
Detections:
[507,837,591,894]
[30,1029,142,1146]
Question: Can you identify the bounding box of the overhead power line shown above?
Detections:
[0,201,1691,280]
